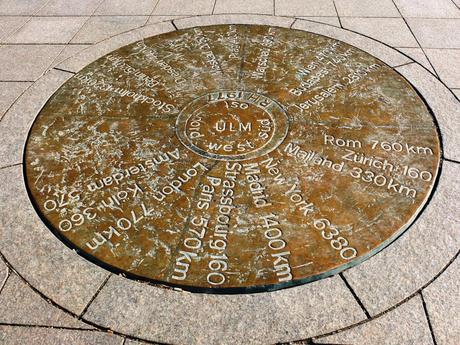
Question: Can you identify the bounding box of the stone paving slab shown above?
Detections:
[0,70,71,167]
[0,16,30,42]
[406,18,460,48]
[0,258,8,292]
[57,21,175,73]
[423,256,460,345]
[292,19,411,66]
[70,16,149,44]
[0,327,124,345]
[340,17,419,48]
[275,0,337,17]
[214,0,274,15]
[0,273,92,329]
[0,45,63,81]
[146,15,188,25]
[0,81,31,121]
[425,49,460,88]
[0,0,48,15]
[153,0,215,15]
[5,16,89,44]
[298,16,340,27]
[0,165,110,315]
[396,63,460,162]
[342,161,460,315]
[125,340,153,345]
[83,275,366,345]
[173,13,295,29]
[36,0,104,16]
[394,0,460,18]
[335,0,400,17]
[53,45,89,66]
[315,295,434,345]
[95,0,158,16]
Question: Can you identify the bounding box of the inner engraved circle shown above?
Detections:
[185,101,275,156]
[176,90,289,161]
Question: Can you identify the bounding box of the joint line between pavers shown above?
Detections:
[140,0,161,27]
[0,43,69,46]
[212,0,217,15]
[0,163,22,171]
[69,0,106,44]
[332,0,343,28]
[449,0,460,10]
[296,17,342,29]
[444,157,460,165]
[0,322,97,331]
[53,67,76,75]
[420,292,439,345]
[393,61,415,69]
[140,15,150,28]
[7,14,185,17]
[403,47,460,51]
[171,19,179,31]
[0,266,10,295]
[278,338,315,345]
[35,0,53,15]
[339,273,371,319]
[78,274,112,318]
[0,43,91,46]
[289,18,298,29]
[148,0,162,17]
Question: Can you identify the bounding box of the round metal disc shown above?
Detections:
[24,25,441,293]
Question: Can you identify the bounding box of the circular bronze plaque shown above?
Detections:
[24,25,441,293]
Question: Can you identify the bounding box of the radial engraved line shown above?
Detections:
[199,25,238,88]
[124,33,197,101]
[172,26,229,88]
[237,25,250,86]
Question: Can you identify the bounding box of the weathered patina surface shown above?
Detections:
[24,25,441,292]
